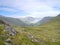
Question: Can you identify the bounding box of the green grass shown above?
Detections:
[12,16,60,45]
[0,22,60,45]
[0,24,5,45]
[12,24,60,45]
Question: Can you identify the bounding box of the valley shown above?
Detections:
[0,14,60,45]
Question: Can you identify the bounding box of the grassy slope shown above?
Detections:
[35,17,53,26]
[0,24,6,45]
[13,15,60,45]
[0,15,60,45]
[0,15,28,26]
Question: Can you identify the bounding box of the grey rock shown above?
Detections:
[4,42,12,45]
[27,34,34,39]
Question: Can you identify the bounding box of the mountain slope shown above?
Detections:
[24,14,60,45]
[19,14,60,45]
[0,15,27,26]
[20,17,40,25]
[35,17,53,25]
[0,14,60,45]
[43,14,60,26]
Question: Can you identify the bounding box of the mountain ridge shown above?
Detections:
[0,15,28,26]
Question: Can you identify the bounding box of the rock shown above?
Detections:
[4,25,18,36]
[34,38,40,42]
[5,38,12,45]
[5,26,12,33]
[9,32,15,36]
[27,34,34,39]
[4,42,12,45]
[6,38,12,43]
[3,24,18,45]
[9,29,18,36]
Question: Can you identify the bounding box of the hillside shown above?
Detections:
[37,14,60,45]
[35,17,53,25]
[0,14,60,45]
[42,14,60,26]
[0,15,27,26]
[12,14,60,45]
[18,14,60,45]
[20,17,40,25]
[0,20,19,45]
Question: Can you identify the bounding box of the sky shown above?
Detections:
[0,0,60,18]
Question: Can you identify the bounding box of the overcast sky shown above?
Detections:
[0,0,60,18]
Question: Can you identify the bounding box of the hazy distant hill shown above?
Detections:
[44,14,60,25]
[41,14,60,28]
[20,17,40,25]
[0,15,27,26]
[35,17,53,25]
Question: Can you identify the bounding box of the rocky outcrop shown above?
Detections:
[0,20,18,45]
[4,38,12,45]
[4,25,18,36]
[3,24,18,45]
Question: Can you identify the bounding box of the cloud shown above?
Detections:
[0,7,17,12]
[0,0,60,18]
